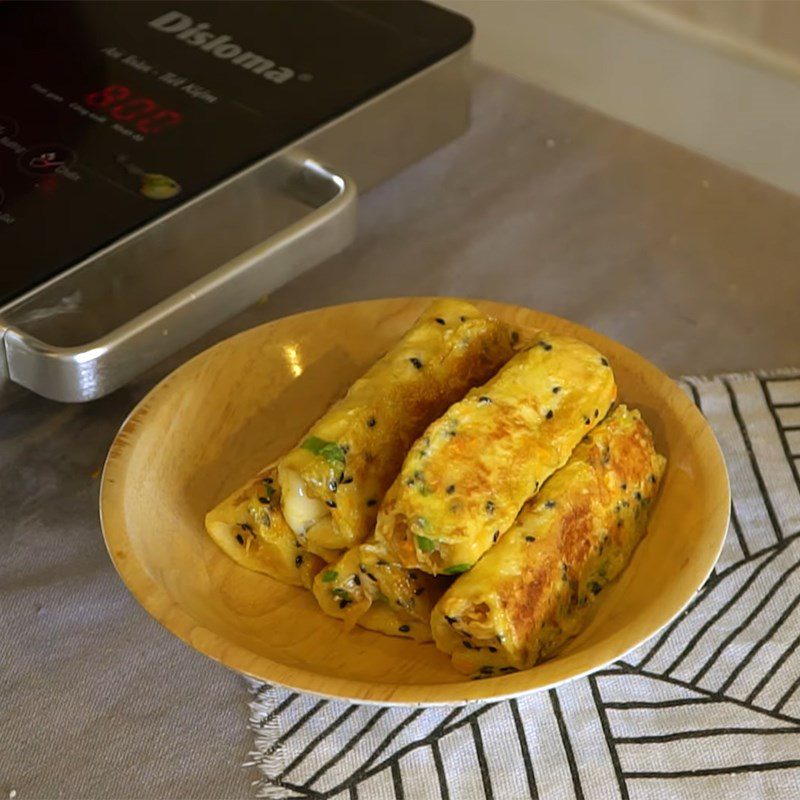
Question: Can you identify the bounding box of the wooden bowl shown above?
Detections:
[100,298,729,705]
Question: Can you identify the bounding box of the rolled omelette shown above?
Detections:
[312,540,445,642]
[376,332,618,574]
[430,405,666,675]
[278,299,516,553]
[205,466,336,589]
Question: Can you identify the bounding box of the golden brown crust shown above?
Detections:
[430,405,666,675]
[278,299,516,550]
[377,332,618,574]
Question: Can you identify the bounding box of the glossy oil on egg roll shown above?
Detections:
[376,332,617,574]
[312,541,444,642]
[430,405,666,675]
[205,466,335,589]
[278,299,516,552]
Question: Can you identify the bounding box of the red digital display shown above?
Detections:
[85,85,182,135]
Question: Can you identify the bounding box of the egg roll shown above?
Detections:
[376,332,618,574]
[278,299,516,552]
[205,466,335,588]
[430,405,666,675]
[312,541,445,642]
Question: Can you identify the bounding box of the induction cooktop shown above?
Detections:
[0,0,472,402]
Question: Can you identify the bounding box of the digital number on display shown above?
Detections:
[85,85,183,135]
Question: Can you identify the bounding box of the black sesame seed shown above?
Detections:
[341,476,353,484]
[649,474,657,483]
[258,496,269,504]
[552,386,561,393]
[539,341,553,351]
[339,599,350,609]
[409,357,423,369]
[488,646,498,653]
[353,575,361,586]
[406,479,415,487]
[584,417,591,425]
[235,534,244,545]
[367,417,376,427]
[589,581,602,595]
[396,599,403,606]
[493,530,500,543]
[295,540,302,548]
[341,444,350,454]
[399,625,411,633]
[414,587,425,596]
[463,630,473,638]
[478,396,492,405]
[366,499,377,507]
[622,500,630,508]
[545,500,556,509]
[600,357,609,366]
[463,641,474,650]
[240,523,253,532]
[264,477,274,484]
[486,500,495,515]
[445,615,458,625]
[594,409,599,418]
[409,571,418,581]
[435,317,446,325]
[511,331,520,344]
[446,484,456,494]
[359,564,367,573]
[525,535,536,542]
[367,573,378,582]
[546,409,554,419]
[635,491,643,501]
[480,666,494,674]
[621,483,627,490]
[377,560,389,566]
[500,666,516,673]
[295,555,303,567]
[460,315,467,322]
[325,500,337,508]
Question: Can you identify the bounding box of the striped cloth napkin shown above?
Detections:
[244,370,800,800]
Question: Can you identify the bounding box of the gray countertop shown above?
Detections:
[2,68,798,799]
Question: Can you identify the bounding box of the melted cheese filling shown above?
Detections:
[280,468,338,548]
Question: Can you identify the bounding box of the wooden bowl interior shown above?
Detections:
[101,298,729,704]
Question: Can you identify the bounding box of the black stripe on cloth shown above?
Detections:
[616,661,800,727]
[615,726,800,744]
[723,378,783,541]
[266,700,328,756]
[349,708,432,781]
[305,708,390,787]
[509,699,538,800]
[624,759,800,779]
[603,697,718,710]
[764,375,800,382]
[279,705,361,779]
[470,718,493,800]
[349,785,358,800]
[747,628,800,704]
[719,588,800,693]
[774,402,800,409]
[664,545,785,675]
[589,676,629,800]
[761,378,800,496]
[690,556,800,686]
[391,761,404,800]
[729,500,750,559]
[259,692,300,728]
[549,690,585,800]
[775,670,800,713]
[431,739,450,800]
[336,705,497,795]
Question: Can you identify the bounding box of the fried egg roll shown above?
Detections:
[278,299,516,552]
[205,466,335,589]
[376,332,618,574]
[312,541,445,642]
[431,405,666,675]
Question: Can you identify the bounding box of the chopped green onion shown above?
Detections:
[321,570,338,583]
[332,588,351,600]
[301,436,346,467]
[416,535,437,553]
[443,563,471,575]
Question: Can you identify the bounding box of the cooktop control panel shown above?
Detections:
[0,1,471,305]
